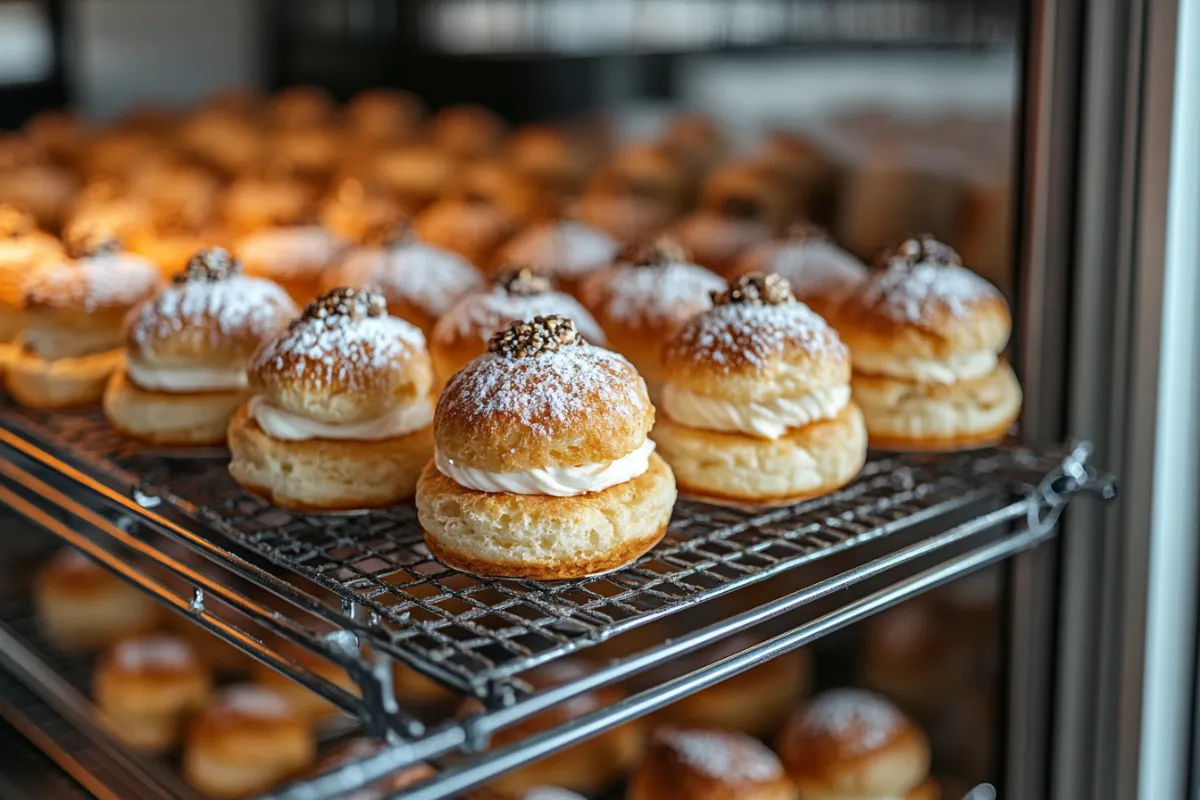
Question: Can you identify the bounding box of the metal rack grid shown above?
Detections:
[0,404,1104,705]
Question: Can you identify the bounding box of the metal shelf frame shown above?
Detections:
[0,400,1116,800]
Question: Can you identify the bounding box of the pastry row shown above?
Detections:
[33,544,940,799]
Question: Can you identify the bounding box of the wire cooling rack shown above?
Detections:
[0,403,1098,705]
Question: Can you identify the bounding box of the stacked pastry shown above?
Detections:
[832,234,1022,450]
[417,315,676,579]
[655,274,866,504]
[630,726,798,800]
[228,288,434,511]
[104,248,297,445]
[733,222,868,320]
[0,205,62,374]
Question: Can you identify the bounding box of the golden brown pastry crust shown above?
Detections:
[103,370,248,446]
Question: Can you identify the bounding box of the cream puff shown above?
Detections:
[733,223,868,320]
[220,172,316,238]
[93,633,213,751]
[662,112,728,175]
[319,178,405,245]
[309,739,435,799]
[372,144,461,213]
[433,104,507,162]
[104,248,298,446]
[417,316,675,579]
[507,123,593,195]
[831,234,1022,450]
[672,162,791,277]
[0,206,62,371]
[32,547,161,650]
[493,216,619,297]
[445,160,545,224]
[430,267,605,384]
[0,157,78,231]
[655,274,866,504]
[178,108,265,177]
[22,109,91,167]
[414,197,520,268]
[578,237,723,400]
[577,143,691,244]
[268,85,335,131]
[467,661,643,797]
[271,125,342,185]
[183,683,316,799]
[344,88,424,144]
[776,689,936,800]
[5,235,162,409]
[629,726,798,800]
[321,220,484,334]
[228,288,434,511]
[751,130,840,224]
[235,222,346,306]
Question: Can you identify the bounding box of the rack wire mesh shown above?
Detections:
[0,402,1087,704]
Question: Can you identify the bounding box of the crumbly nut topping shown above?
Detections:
[711,272,795,306]
[174,247,242,284]
[785,220,831,243]
[63,220,122,259]
[620,235,690,267]
[299,287,387,324]
[488,314,582,357]
[493,265,552,296]
[887,233,961,268]
[0,205,35,237]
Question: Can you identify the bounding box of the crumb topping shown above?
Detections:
[300,287,387,323]
[174,247,241,284]
[621,235,690,267]
[63,220,122,259]
[711,273,795,306]
[494,265,552,296]
[886,232,961,268]
[488,315,582,358]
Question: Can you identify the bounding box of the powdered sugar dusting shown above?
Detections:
[750,239,868,298]
[501,220,618,279]
[656,727,783,783]
[800,689,903,753]
[25,254,160,312]
[335,241,483,316]
[130,276,298,353]
[212,684,293,718]
[674,301,847,372]
[256,312,425,391]
[858,258,999,324]
[236,226,345,279]
[436,286,605,345]
[440,345,644,439]
[592,262,723,327]
[522,789,586,800]
[112,635,196,671]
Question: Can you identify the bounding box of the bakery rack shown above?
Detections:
[0,398,1116,799]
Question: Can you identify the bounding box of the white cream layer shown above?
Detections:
[661,383,850,440]
[125,358,249,393]
[851,349,997,385]
[435,438,655,497]
[249,395,433,442]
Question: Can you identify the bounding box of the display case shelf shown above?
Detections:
[0,401,1115,799]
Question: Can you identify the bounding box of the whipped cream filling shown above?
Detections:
[661,383,850,440]
[435,438,655,497]
[125,358,249,393]
[21,325,123,361]
[852,349,998,384]
[249,395,433,442]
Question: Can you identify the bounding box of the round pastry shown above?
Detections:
[831,234,1022,450]
[414,197,520,268]
[344,88,424,143]
[228,288,435,511]
[22,109,91,167]
[417,316,675,579]
[751,131,841,225]
[577,143,690,244]
[104,249,298,446]
[319,178,405,245]
[658,639,811,737]
[183,683,316,799]
[493,216,618,297]
[507,123,592,195]
[0,158,78,230]
[271,125,341,185]
[468,661,643,797]
[126,159,222,233]
[775,689,932,800]
[79,128,162,181]
[177,107,264,177]
[321,220,484,333]
[220,172,316,238]
[0,206,62,370]
[268,85,335,130]
[578,237,723,400]
[5,235,162,409]
[430,267,605,384]
[309,739,435,799]
[235,223,346,306]
[445,160,545,223]
[606,141,694,213]
[126,223,231,280]
[655,274,865,504]
[250,642,358,722]
[733,223,868,319]
[629,726,797,800]
[93,633,213,751]
[32,547,162,650]
[166,613,253,676]
[372,144,461,213]
[63,180,154,248]
[672,162,791,277]
[433,104,507,162]
[662,112,728,175]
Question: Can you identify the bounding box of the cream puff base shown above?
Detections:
[3,347,123,409]
[103,370,248,446]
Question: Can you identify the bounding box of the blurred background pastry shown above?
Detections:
[661,112,728,177]
[433,104,507,162]
[577,142,692,244]
[371,144,460,214]
[267,85,335,131]
[220,170,316,238]
[343,88,424,146]
[104,248,298,446]
[229,288,434,511]
[93,633,212,752]
[578,237,722,400]
[250,641,358,723]
[493,213,618,297]
[32,547,161,651]
[235,219,345,306]
[319,178,405,246]
[0,206,62,373]
[732,223,867,320]
[628,726,797,800]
